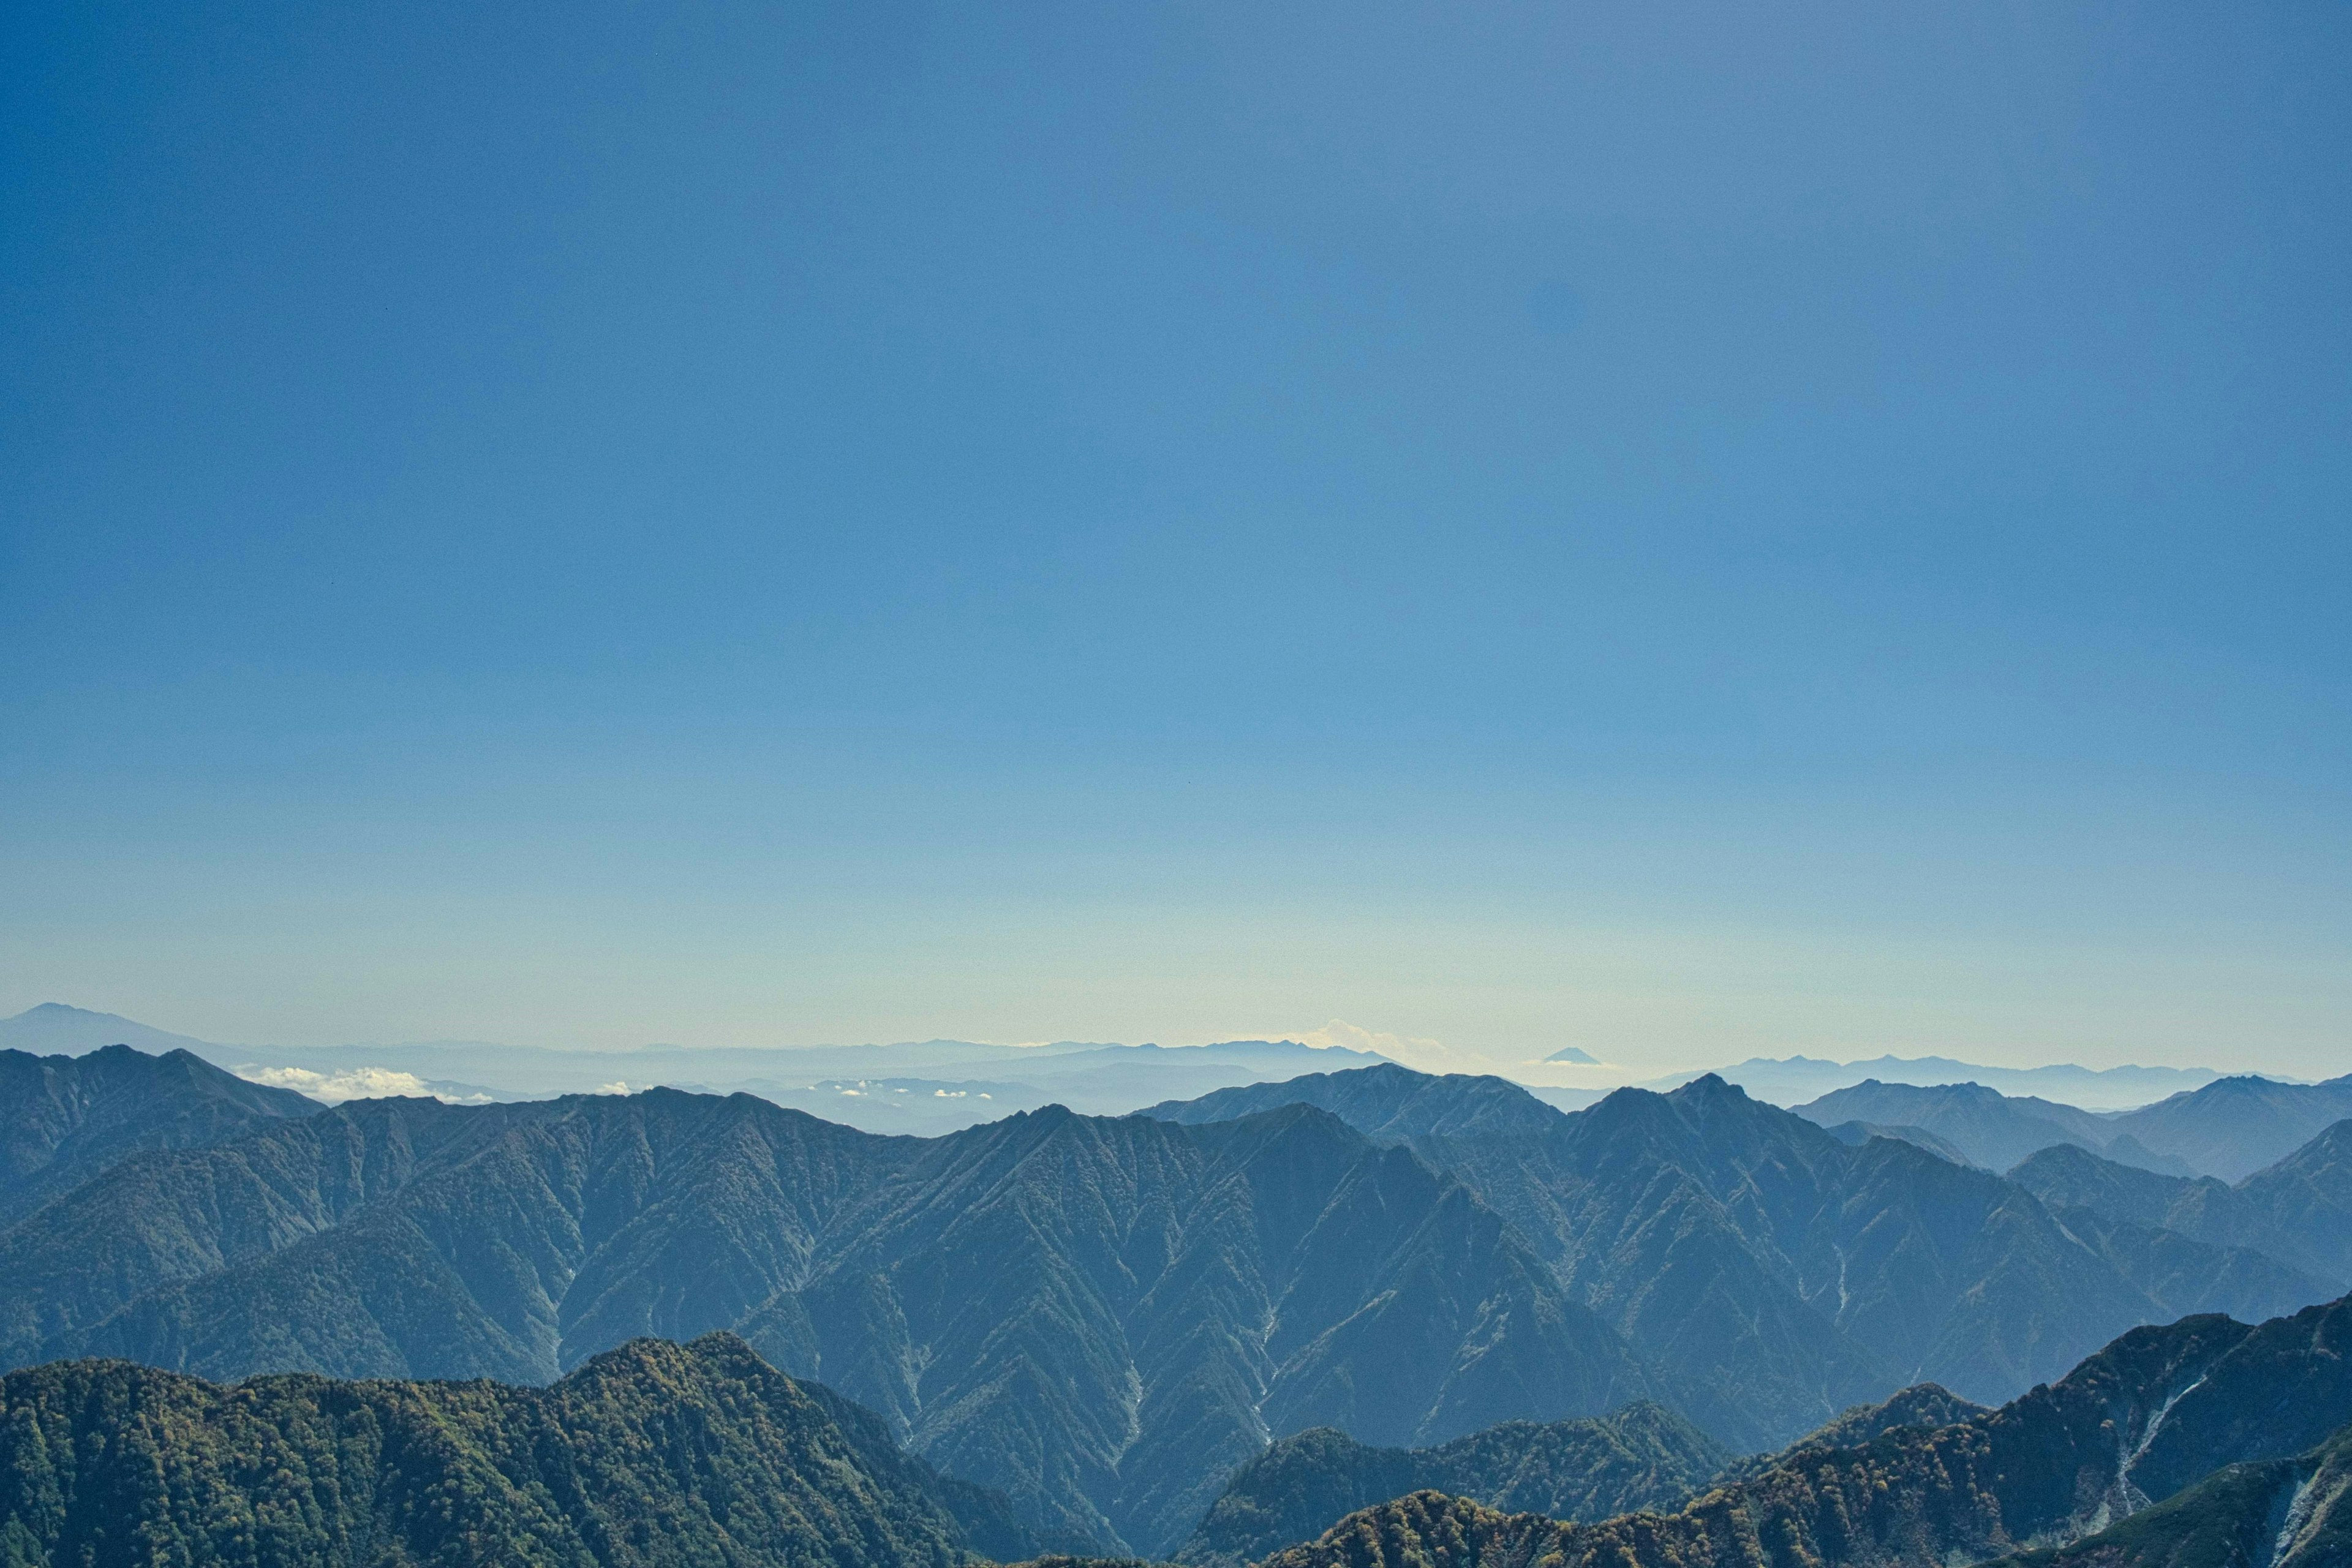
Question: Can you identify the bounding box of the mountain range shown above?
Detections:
[1,1041,2345,1561]
[1796,1074,2352,1181]
[10,1291,2345,1568]
[1143,1065,2339,1435]
[0,1004,1396,1134]
[1259,1292,2352,1568]
[1642,1055,2222,1111]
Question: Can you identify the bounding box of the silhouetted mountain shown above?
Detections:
[1795,1079,2187,1174]
[0,1003,223,1057]
[0,1041,318,1224]
[0,1076,1650,1556]
[0,1333,1042,1568]
[1175,1401,1728,1568]
[1975,1421,2352,1568]
[1260,1294,2352,1568]
[1152,1067,2331,1450]
[2011,1132,2352,1288]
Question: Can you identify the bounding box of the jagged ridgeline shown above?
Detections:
[1258,1294,2352,1568]
[0,1333,1050,1568]
[4,1046,2348,1559]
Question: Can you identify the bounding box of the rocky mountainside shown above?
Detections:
[0,1085,1649,1556]
[4,1047,2339,1559]
[1976,1421,2352,1568]
[1257,1294,2352,1568]
[1175,1401,1730,1568]
[1151,1068,2335,1449]
[0,1333,1038,1568]
[0,1042,318,1225]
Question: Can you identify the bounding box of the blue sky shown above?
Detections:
[3,1,2346,1073]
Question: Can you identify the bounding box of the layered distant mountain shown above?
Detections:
[2011,1131,2352,1288]
[1644,1054,2220,1111]
[0,1042,318,1224]
[0,1333,1044,1568]
[2,1044,2342,1559]
[1175,1402,1730,1568]
[1259,1293,2352,1568]
[1801,1074,2352,1181]
[0,1003,1393,1134]
[1143,1065,2335,1444]
[1795,1079,2185,1173]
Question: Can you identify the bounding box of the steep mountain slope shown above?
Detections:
[1977,1422,2352,1568]
[0,1074,1651,1557]
[0,1333,1036,1568]
[1259,1294,2352,1568]
[1175,1402,1729,1568]
[0,1042,318,1224]
[2236,1120,2352,1285]
[2100,1075,2352,1182]
[1160,1068,2331,1448]
[1794,1079,2183,1174]
[2011,1132,2352,1289]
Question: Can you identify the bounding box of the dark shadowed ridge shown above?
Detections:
[1973,1420,2352,1568]
[1257,1294,2352,1568]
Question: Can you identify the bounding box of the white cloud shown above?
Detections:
[1283,1019,1495,1074]
[235,1065,494,1106]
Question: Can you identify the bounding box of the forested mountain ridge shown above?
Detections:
[0,1086,1650,1555]
[0,1042,317,1225]
[0,1333,1039,1568]
[5,1049,2342,1559]
[1175,1401,1730,1568]
[1259,1293,2352,1568]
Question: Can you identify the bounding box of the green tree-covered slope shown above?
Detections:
[1175,1401,1729,1568]
[1256,1294,2352,1568]
[0,1334,1037,1568]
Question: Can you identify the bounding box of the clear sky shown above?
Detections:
[4,1,2347,1074]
